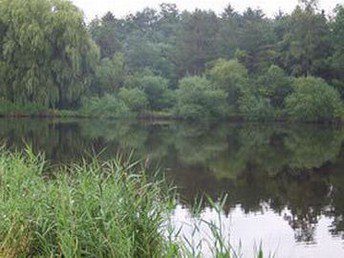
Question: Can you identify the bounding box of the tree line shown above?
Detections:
[0,0,344,121]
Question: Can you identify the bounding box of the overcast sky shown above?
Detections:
[71,0,342,20]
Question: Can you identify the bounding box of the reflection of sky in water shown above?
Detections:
[171,204,344,258]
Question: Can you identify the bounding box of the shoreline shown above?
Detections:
[0,111,342,125]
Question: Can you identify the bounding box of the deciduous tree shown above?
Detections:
[0,0,99,108]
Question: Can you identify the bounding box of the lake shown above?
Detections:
[0,118,343,257]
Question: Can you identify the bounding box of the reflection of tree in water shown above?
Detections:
[212,125,344,179]
[286,127,343,170]
[324,147,344,239]
[171,122,228,166]
[278,174,330,243]
[0,119,91,163]
[284,213,317,243]
[166,124,344,242]
[1,119,344,242]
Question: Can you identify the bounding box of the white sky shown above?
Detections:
[71,0,343,20]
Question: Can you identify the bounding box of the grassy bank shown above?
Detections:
[0,100,81,118]
[0,149,262,257]
[0,99,342,124]
[0,103,342,125]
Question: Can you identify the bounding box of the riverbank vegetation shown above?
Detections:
[0,148,263,257]
[0,0,344,122]
[0,149,170,257]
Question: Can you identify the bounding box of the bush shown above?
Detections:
[239,91,275,121]
[139,75,174,110]
[175,76,228,120]
[81,94,129,118]
[124,74,174,111]
[207,59,249,111]
[257,65,293,108]
[285,77,343,122]
[118,88,148,113]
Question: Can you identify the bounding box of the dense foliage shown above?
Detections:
[286,77,342,122]
[0,0,344,121]
[0,150,171,257]
[175,76,227,120]
[0,0,98,108]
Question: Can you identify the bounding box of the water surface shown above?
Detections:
[1,119,343,257]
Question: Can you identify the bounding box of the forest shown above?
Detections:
[0,0,344,122]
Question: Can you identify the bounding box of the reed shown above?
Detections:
[0,148,267,257]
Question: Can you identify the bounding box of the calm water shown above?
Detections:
[1,118,344,257]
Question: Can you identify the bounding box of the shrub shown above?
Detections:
[81,94,129,118]
[257,65,293,108]
[124,74,174,111]
[285,77,343,122]
[175,76,228,120]
[118,88,148,113]
[239,91,275,121]
[207,59,249,111]
[139,75,174,110]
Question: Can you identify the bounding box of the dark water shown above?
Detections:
[1,119,344,257]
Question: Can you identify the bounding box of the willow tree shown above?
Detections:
[0,0,99,108]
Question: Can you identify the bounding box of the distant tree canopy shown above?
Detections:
[0,0,344,122]
[0,0,98,108]
[86,1,344,83]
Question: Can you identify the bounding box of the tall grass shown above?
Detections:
[0,149,175,257]
[0,148,268,257]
